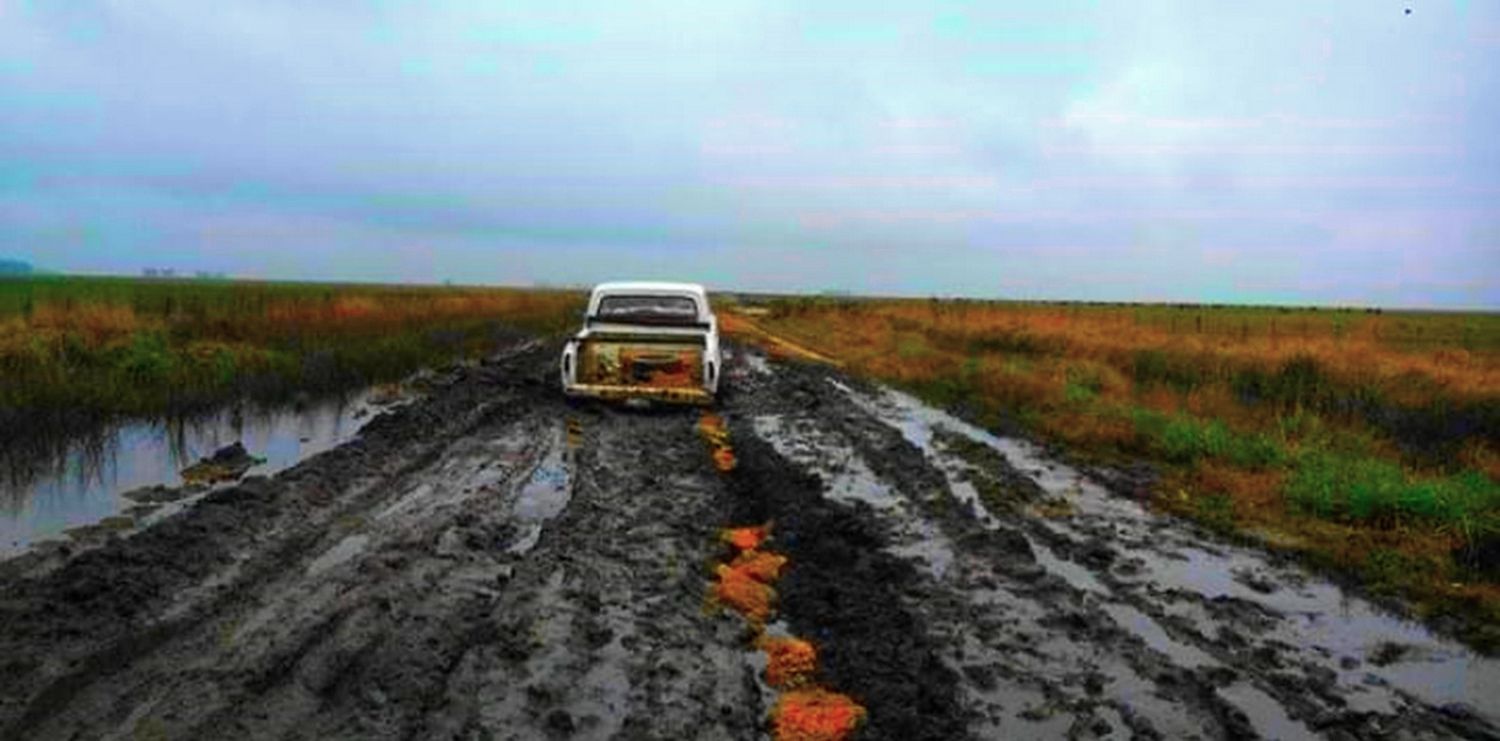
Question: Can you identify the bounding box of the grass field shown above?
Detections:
[0,276,585,444]
[727,296,1500,648]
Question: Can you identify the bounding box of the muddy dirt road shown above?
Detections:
[2,340,1497,740]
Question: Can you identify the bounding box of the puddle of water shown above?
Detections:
[507,424,574,555]
[743,351,773,377]
[944,475,1004,530]
[1101,603,1217,669]
[1063,508,1500,715]
[1218,682,1319,741]
[1104,670,1202,739]
[1029,536,1109,596]
[1,391,378,556]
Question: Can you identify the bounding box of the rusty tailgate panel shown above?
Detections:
[579,340,704,388]
[574,337,707,403]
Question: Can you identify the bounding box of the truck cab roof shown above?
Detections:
[589,281,707,298]
[586,282,712,324]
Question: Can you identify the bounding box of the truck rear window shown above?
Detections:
[595,295,700,324]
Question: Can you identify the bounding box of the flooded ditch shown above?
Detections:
[0,388,398,557]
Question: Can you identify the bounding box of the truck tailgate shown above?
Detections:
[577,336,705,389]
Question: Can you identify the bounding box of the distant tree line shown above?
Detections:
[0,258,33,275]
[142,268,228,279]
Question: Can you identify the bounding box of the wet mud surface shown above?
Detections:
[1,340,1497,740]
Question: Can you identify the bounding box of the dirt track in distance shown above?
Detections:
[1,339,1497,740]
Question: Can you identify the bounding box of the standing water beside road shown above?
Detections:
[0,389,389,557]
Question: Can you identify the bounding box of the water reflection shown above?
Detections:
[1,391,376,555]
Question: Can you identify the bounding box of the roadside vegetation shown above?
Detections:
[0,276,585,446]
[730,296,1500,649]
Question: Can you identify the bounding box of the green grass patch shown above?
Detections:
[1064,381,1096,404]
[1131,408,1284,469]
[1287,449,1500,529]
[1064,365,1103,404]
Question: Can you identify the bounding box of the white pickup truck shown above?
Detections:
[559,282,722,405]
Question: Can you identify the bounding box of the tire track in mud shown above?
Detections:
[730,362,1161,739]
[728,350,1500,740]
[181,413,561,740]
[751,393,1254,740]
[0,344,762,740]
[424,404,761,741]
[717,357,970,740]
[0,346,551,741]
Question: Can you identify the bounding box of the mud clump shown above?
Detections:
[772,689,868,741]
[722,524,768,551]
[713,559,778,625]
[761,636,818,689]
[179,442,265,485]
[729,549,788,584]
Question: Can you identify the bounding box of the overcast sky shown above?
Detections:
[1,0,1497,307]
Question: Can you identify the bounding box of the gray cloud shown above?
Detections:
[1,0,1496,307]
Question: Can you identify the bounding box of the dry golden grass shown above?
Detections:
[727,297,1500,648]
[0,276,585,439]
[782,301,1497,401]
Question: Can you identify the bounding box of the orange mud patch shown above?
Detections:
[712,541,784,624]
[698,412,726,431]
[770,688,867,741]
[699,413,737,471]
[713,562,777,624]
[759,636,817,689]
[722,525,769,552]
[730,549,788,583]
[698,413,729,443]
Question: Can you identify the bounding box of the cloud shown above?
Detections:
[0,0,1495,307]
